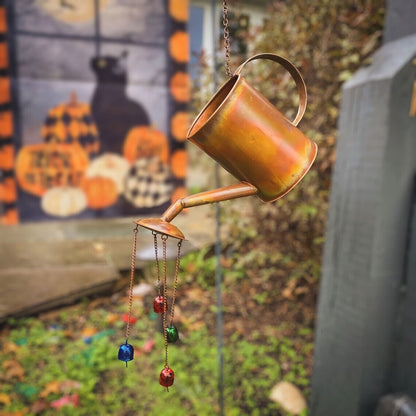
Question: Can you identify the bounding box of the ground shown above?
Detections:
[0,215,319,415]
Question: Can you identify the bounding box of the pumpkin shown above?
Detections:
[0,177,17,203]
[41,186,87,217]
[82,176,118,210]
[124,157,173,208]
[42,92,100,156]
[171,112,190,142]
[15,142,89,197]
[169,31,190,63]
[0,42,8,69]
[1,208,18,225]
[0,77,10,105]
[169,0,189,22]
[0,111,13,137]
[170,150,187,179]
[123,126,169,164]
[0,7,7,33]
[85,153,130,194]
[0,144,14,170]
[170,72,191,103]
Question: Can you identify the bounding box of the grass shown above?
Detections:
[0,281,313,416]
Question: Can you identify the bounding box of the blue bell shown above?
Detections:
[118,342,134,365]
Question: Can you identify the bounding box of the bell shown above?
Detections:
[153,295,166,313]
[136,53,317,240]
[159,367,175,388]
[166,325,179,343]
[118,342,134,363]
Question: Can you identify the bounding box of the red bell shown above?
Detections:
[153,296,165,313]
[159,367,174,388]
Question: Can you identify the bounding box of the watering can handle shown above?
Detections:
[234,53,307,126]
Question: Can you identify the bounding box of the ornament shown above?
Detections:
[159,367,174,389]
[166,325,179,343]
[153,296,166,313]
[118,342,134,366]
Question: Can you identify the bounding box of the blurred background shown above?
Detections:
[1,0,415,415]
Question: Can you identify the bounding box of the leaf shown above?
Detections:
[30,400,49,415]
[39,381,60,398]
[0,393,11,406]
[49,394,79,409]
[14,384,39,400]
[142,339,155,353]
[2,342,20,354]
[0,409,29,416]
[121,314,137,324]
[58,380,82,393]
[2,360,25,381]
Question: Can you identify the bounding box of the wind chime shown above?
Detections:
[118,0,318,390]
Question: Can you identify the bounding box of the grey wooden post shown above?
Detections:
[310,35,416,416]
[384,0,416,43]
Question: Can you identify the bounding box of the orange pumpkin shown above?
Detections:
[1,208,18,225]
[0,111,14,137]
[0,77,10,105]
[0,42,8,70]
[169,31,190,63]
[170,150,187,179]
[0,177,17,203]
[171,112,190,142]
[0,144,14,170]
[15,142,89,196]
[42,93,100,156]
[123,126,169,164]
[169,0,189,22]
[82,176,118,210]
[170,72,191,103]
[0,7,7,33]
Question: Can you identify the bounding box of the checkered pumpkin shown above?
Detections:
[42,93,100,156]
[124,157,173,208]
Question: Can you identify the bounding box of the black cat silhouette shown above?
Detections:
[90,52,150,154]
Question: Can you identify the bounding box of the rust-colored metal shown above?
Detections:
[187,53,317,202]
[136,53,318,239]
[135,218,186,240]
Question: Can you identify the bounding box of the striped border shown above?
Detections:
[0,0,18,225]
[166,0,190,204]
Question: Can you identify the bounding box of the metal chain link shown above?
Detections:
[125,225,139,340]
[153,232,161,296]
[222,0,232,77]
[161,235,169,368]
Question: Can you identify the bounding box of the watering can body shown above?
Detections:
[187,58,317,202]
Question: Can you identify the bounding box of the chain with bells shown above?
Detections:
[118,224,183,391]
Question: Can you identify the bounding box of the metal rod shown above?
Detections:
[211,0,225,414]
[160,182,257,223]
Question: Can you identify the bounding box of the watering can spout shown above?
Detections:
[136,182,258,240]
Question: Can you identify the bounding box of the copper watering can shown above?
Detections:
[137,53,318,239]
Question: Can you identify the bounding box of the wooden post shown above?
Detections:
[310,34,416,415]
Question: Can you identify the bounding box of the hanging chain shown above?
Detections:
[125,225,139,340]
[169,240,182,326]
[153,232,161,296]
[222,0,232,77]
[161,235,169,368]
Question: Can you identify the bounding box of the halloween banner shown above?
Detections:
[0,0,189,224]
